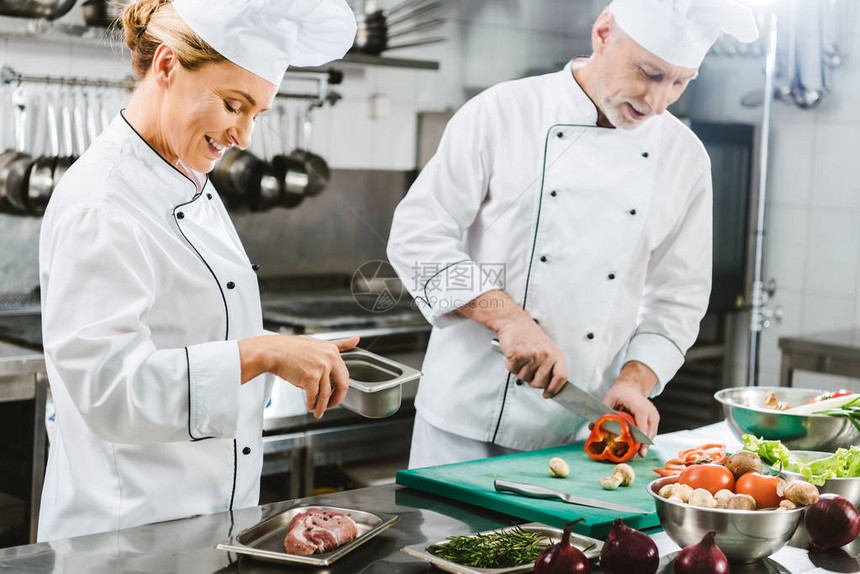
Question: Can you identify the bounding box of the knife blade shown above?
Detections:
[489,339,652,445]
[494,479,652,514]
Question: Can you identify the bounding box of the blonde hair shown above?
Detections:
[122,0,225,80]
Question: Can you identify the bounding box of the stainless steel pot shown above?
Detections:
[288,104,329,198]
[0,0,77,20]
[210,147,264,210]
[0,91,31,214]
[81,0,128,27]
[27,96,59,215]
[52,92,76,193]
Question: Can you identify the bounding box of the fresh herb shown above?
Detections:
[428,525,553,568]
[816,395,860,433]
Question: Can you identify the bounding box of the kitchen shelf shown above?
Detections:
[0,16,441,70]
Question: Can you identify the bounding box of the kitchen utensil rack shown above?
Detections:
[1,66,342,107]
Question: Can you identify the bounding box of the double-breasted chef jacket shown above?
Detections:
[38,113,275,542]
[387,60,713,452]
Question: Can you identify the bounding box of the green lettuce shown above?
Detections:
[741,434,860,486]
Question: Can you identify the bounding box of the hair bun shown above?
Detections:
[122,0,171,53]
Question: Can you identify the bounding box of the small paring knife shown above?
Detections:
[494,479,652,514]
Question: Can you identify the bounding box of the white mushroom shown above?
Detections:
[689,488,717,508]
[714,489,734,508]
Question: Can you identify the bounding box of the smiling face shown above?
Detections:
[585,12,699,130]
[156,51,278,173]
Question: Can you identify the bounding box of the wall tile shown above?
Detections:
[763,206,809,292]
[370,101,418,170]
[758,289,803,374]
[804,210,860,296]
[327,99,374,169]
[810,122,860,210]
[801,293,855,334]
[767,119,814,207]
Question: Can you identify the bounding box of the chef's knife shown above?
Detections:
[494,479,652,514]
[490,339,652,445]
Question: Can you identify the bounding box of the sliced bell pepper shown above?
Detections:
[584,412,641,463]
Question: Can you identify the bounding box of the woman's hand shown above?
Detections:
[239,335,360,418]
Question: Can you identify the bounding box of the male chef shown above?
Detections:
[387,0,759,467]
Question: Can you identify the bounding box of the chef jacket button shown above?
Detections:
[586,332,595,340]
[608,273,616,280]
[251,264,260,272]
[242,446,251,455]
[206,193,213,200]
[556,131,564,139]
[226,281,236,289]
[642,152,649,158]
[540,255,548,263]
[550,190,558,197]
[176,212,185,220]
[629,209,637,216]
[515,379,523,386]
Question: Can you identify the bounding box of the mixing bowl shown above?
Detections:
[648,476,805,563]
[714,386,860,451]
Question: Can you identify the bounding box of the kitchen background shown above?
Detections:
[0,0,858,547]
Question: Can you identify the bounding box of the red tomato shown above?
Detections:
[735,472,784,509]
[678,464,735,495]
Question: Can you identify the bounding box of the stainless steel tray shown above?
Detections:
[400,522,603,574]
[340,347,422,418]
[215,505,399,566]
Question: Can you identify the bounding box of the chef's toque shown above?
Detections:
[172,0,357,86]
[606,0,759,68]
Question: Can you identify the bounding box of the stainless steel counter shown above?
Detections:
[0,343,47,544]
[779,329,860,386]
[0,481,856,573]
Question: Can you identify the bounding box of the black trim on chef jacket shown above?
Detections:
[120,111,239,510]
[491,122,610,444]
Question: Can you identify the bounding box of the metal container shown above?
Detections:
[0,0,76,20]
[714,386,860,451]
[780,450,860,507]
[400,522,602,574]
[648,476,804,563]
[215,504,399,566]
[340,348,421,418]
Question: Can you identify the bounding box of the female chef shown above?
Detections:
[37,0,357,541]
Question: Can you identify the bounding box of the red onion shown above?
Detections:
[600,518,659,574]
[674,531,728,574]
[806,493,860,552]
[534,520,591,574]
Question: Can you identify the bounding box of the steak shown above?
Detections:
[283,508,359,555]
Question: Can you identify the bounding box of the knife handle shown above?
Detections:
[490,339,503,354]
[494,479,564,502]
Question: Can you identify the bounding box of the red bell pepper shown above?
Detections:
[584,412,641,463]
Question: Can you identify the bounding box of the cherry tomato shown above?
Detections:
[735,472,784,509]
[678,464,735,495]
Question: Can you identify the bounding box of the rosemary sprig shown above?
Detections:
[427,524,550,568]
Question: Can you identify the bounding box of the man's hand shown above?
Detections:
[457,290,568,396]
[496,319,569,397]
[239,335,360,419]
[602,360,659,456]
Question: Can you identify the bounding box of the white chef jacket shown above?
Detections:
[37,113,274,541]
[387,61,712,452]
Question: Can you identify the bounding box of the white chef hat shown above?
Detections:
[607,0,759,69]
[171,0,357,87]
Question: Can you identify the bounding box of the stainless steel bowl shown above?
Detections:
[340,348,421,419]
[648,476,805,563]
[779,450,860,507]
[714,386,860,450]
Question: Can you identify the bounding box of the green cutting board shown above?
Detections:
[396,442,665,538]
